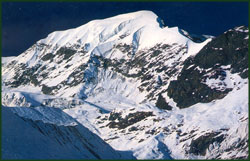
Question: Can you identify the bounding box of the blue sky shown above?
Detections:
[2,2,248,57]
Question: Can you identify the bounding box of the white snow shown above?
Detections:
[204,69,246,91]
[1,56,16,64]
[1,10,248,160]
[185,38,212,59]
[60,80,248,159]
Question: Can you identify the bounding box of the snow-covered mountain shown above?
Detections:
[2,11,248,159]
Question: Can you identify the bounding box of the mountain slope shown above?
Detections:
[167,26,248,108]
[1,10,248,159]
[1,10,210,106]
[2,106,134,159]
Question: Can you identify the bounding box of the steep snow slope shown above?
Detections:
[2,106,134,159]
[2,11,248,159]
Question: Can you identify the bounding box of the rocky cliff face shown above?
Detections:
[167,26,248,108]
[2,11,248,159]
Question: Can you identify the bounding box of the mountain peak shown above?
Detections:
[104,10,159,21]
[39,10,165,47]
[35,10,192,60]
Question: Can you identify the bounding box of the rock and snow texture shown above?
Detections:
[64,82,248,159]
[1,11,248,159]
[1,10,209,101]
